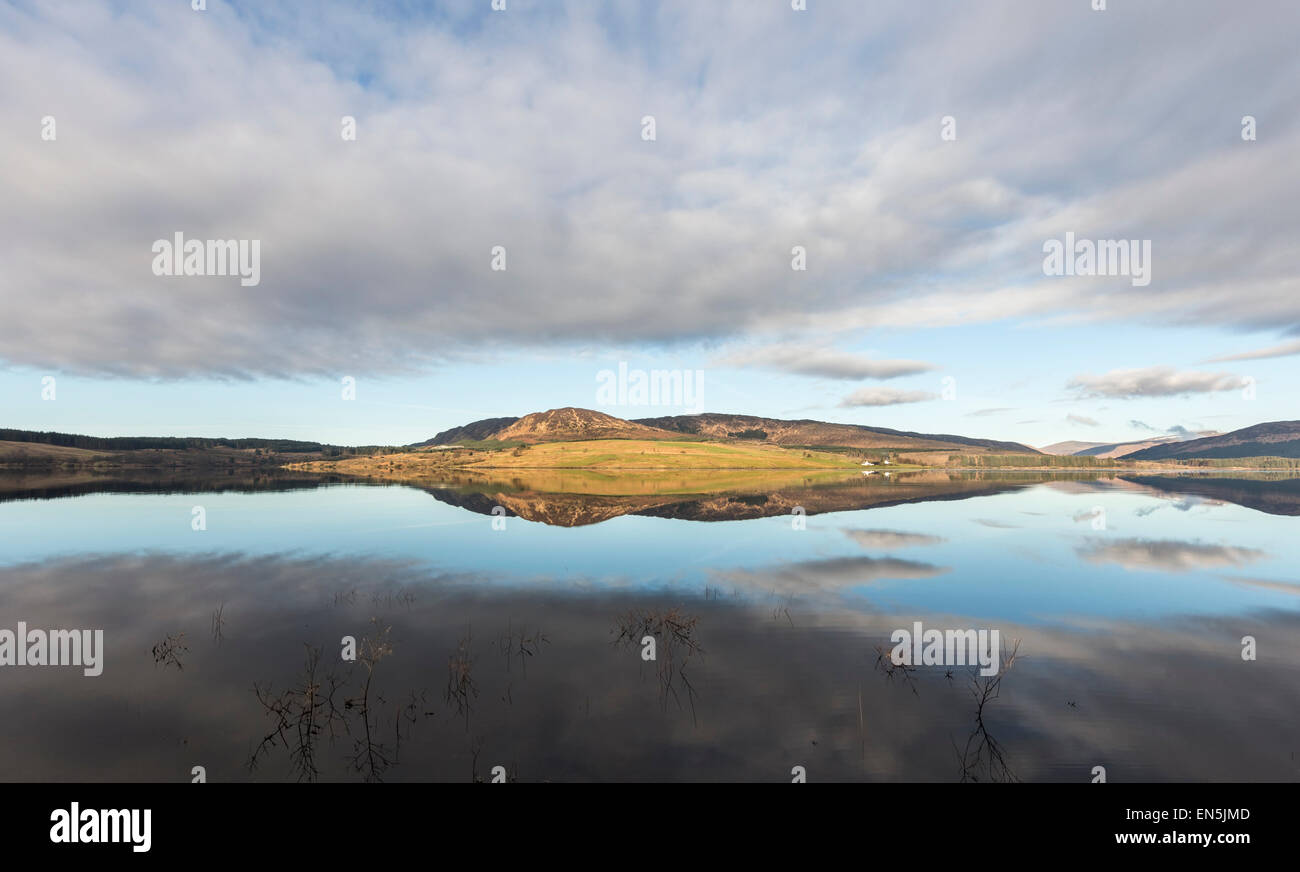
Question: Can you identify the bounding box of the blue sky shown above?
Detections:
[2,320,1289,447]
[1,0,1297,447]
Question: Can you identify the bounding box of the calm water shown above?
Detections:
[1,470,1297,781]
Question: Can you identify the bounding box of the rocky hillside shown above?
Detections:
[420,407,677,445]
[489,408,679,443]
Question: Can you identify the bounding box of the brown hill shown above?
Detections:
[412,416,519,447]
[634,413,1039,454]
[1038,440,1109,456]
[420,408,1038,453]
[492,408,681,443]
[1127,421,1300,460]
[1075,436,1188,459]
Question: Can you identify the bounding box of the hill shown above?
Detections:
[420,408,1039,453]
[633,412,1039,454]
[419,407,680,446]
[0,440,111,461]
[493,408,679,443]
[1039,440,1109,456]
[0,427,369,454]
[1040,433,1217,459]
[1127,421,1300,460]
[412,416,520,447]
[1074,436,1184,459]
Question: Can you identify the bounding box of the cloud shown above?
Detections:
[1129,419,1157,431]
[842,529,945,550]
[966,407,1014,417]
[1066,414,1099,427]
[1067,366,1243,399]
[838,388,938,407]
[1207,339,1300,362]
[715,555,948,597]
[15,551,1300,782]
[1223,576,1300,596]
[1077,538,1265,573]
[2,1,1299,377]
[716,344,935,380]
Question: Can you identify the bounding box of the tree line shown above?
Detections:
[0,428,390,455]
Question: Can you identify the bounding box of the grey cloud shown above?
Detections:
[838,388,938,407]
[841,529,946,550]
[1223,575,1300,596]
[5,552,1299,781]
[715,555,948,598]
[1207,339,1300,362]
[716,344,935,380]
[1067,366,1243,399]
[1077,538,1266,573]
[1066,414,1099,427]
[2,1,1299,377]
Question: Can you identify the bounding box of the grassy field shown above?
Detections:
[0,440,112,461]
[473,439,863,469]
[286,438,889,479]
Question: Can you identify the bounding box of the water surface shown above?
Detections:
[1,470,1296,781]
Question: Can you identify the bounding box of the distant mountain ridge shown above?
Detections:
[1039,440,1110,455]
[1040,433,1216,459]
[417,408,1039,453]
[1126,421,1300,460]
[1074,436,1187,459]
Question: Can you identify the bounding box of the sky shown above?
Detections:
[1,0,1297,448]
